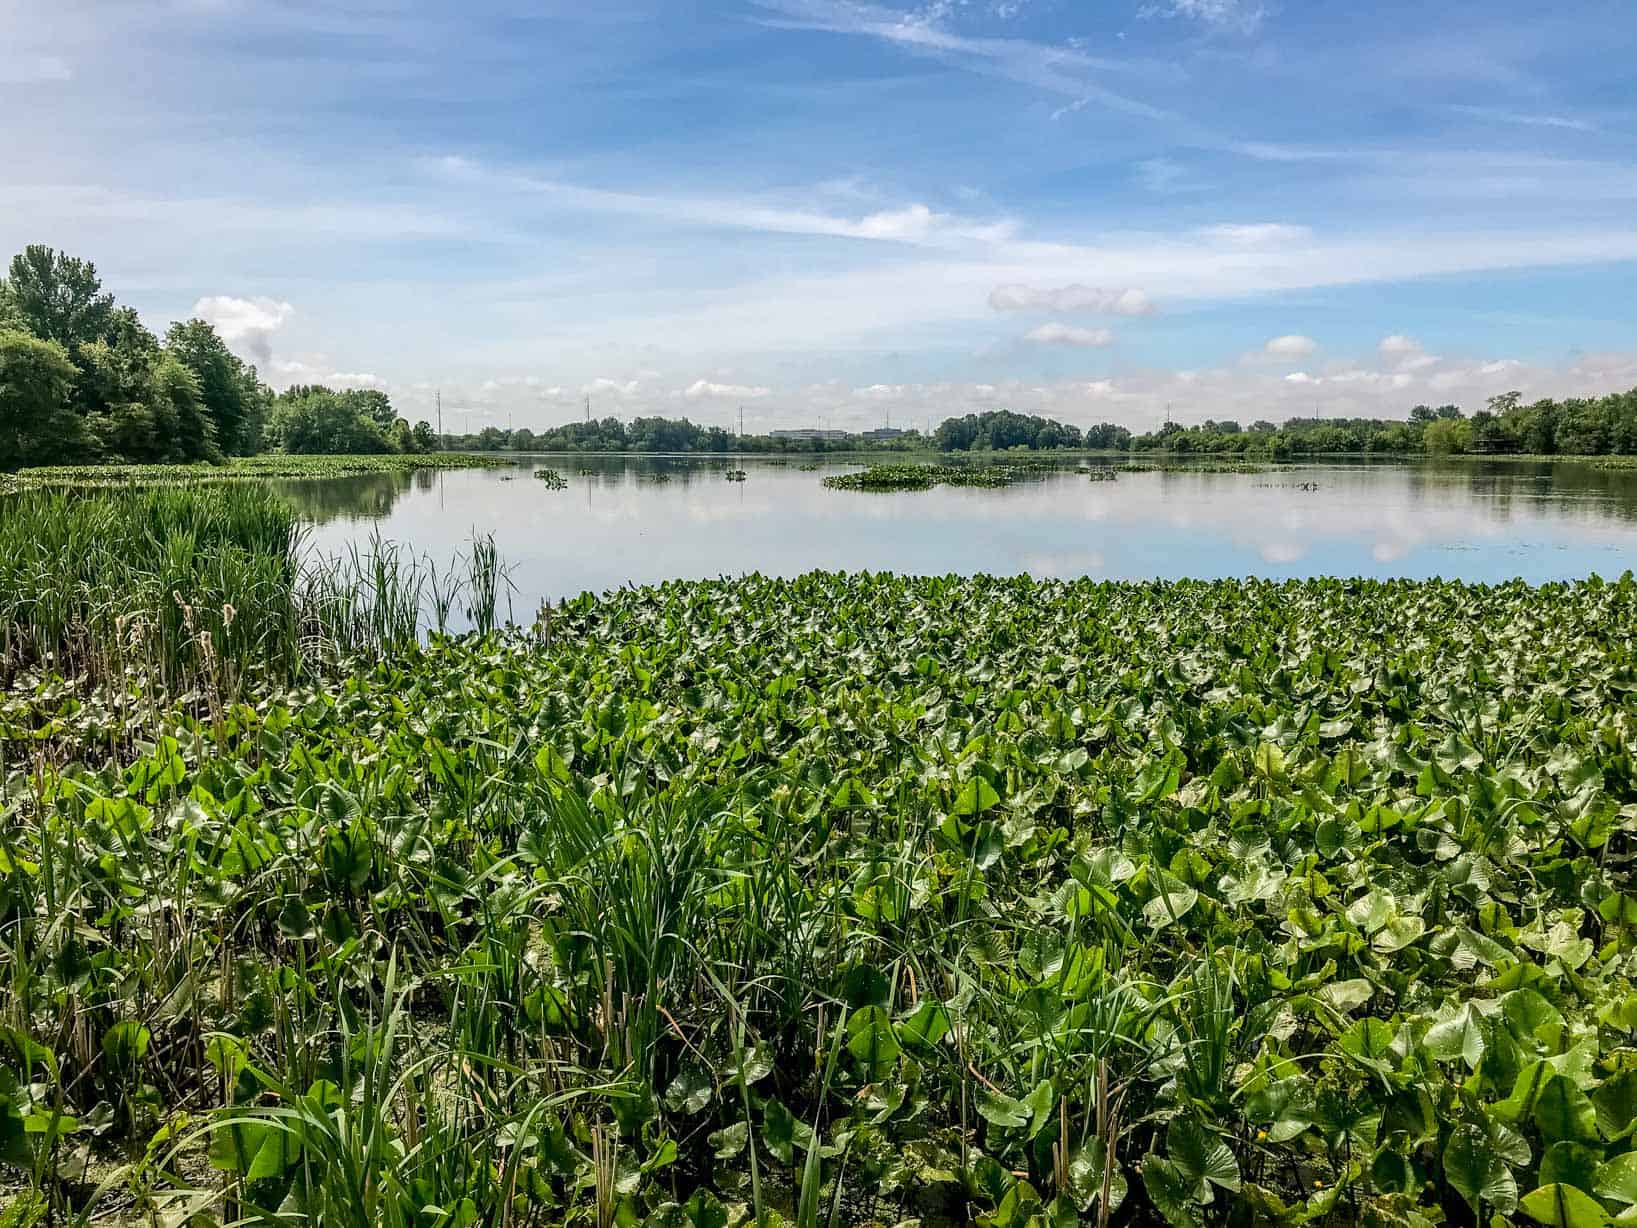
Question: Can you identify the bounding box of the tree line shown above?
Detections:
[1124,390,1637,457]
[0,245,436,469]
[447,417,931,454]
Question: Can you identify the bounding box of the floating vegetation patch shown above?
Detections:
[13,453,513,488]
[1084,466,1119,482]
[724,469,747,482]
[535,468,569,489]
[2,571,1636,1224]
[823,462,1015,491]
[1120,460,1269,474]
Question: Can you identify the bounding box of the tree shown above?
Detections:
[1422,418,1471,454]
[411,420,437,451]
[0,245,115,359]
[0,329,82,468]
[268,386,395,454]
[345,389,396,430]
[165,319,262,455]
[150,355,221,462]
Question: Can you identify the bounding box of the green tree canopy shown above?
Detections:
[165,319,266,455]
[268,386,396,454]
[0,329,82,468]
[0,245,116,358]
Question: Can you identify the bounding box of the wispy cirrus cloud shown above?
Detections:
[751,0,1182,122]
[1445,104,1599,133]
[989,284,1155,315]
[427,155,1015,248]
[1137,0,1269,35]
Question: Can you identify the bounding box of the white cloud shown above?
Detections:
[1379,333,1422,358]
[191,295,295,368]
[269,360,383,390]
[683,379,772,400]
[0,55,72,84]
[1260,542,1306,564]
[990,284,1155,315]
[1265,334,1318,359]
[1200,223,1313,247]
[429,155,1015,248]
[1134,157,1198,194]
[1139,0,1268,34]
[1446,105,1598,133]
[1025,322,1115,347]
[753,0,1179,123]
[853,384,907,400]
[583,378,640,397]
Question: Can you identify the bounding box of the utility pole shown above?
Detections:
[585,394,591,424]
[738,405,744,437]
[436,390,443,440]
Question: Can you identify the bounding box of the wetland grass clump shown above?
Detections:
[535,467,570,489]
[0,484,304,692]
[5,570,1637,1225]
[0,486,509,699]
[822,462,1014,491]
[14,452,513,489]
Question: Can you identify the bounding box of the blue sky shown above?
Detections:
[4,0,1635,431]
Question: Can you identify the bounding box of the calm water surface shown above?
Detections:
[283,456,1637,610]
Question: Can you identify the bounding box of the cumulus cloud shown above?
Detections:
[1265,334,1318,359]
[1378,333,1441,372]
[269,360,383,390]
[582,377,640,397]
[990,284,1155,315]
[1025,322,1115,347]
[191,295,294,368]
[683,379,772,400]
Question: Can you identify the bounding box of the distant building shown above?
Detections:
[861,427,905,441]
[770,428,851,441]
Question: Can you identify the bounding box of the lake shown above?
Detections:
[284,455,1637,613]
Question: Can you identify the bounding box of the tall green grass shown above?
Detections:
[0,486,508,698]
[0,485,303,693]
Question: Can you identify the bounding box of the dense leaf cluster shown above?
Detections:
[3,573,1635,1225]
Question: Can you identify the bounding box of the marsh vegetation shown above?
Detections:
[2,513,1636,1227]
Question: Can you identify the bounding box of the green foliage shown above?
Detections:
[165,318,268,455]
[823,461,1029,491]
[268,385,401,455]
[0,245,114,356]
[0,329,81,469]
[3,569,1637,1223]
